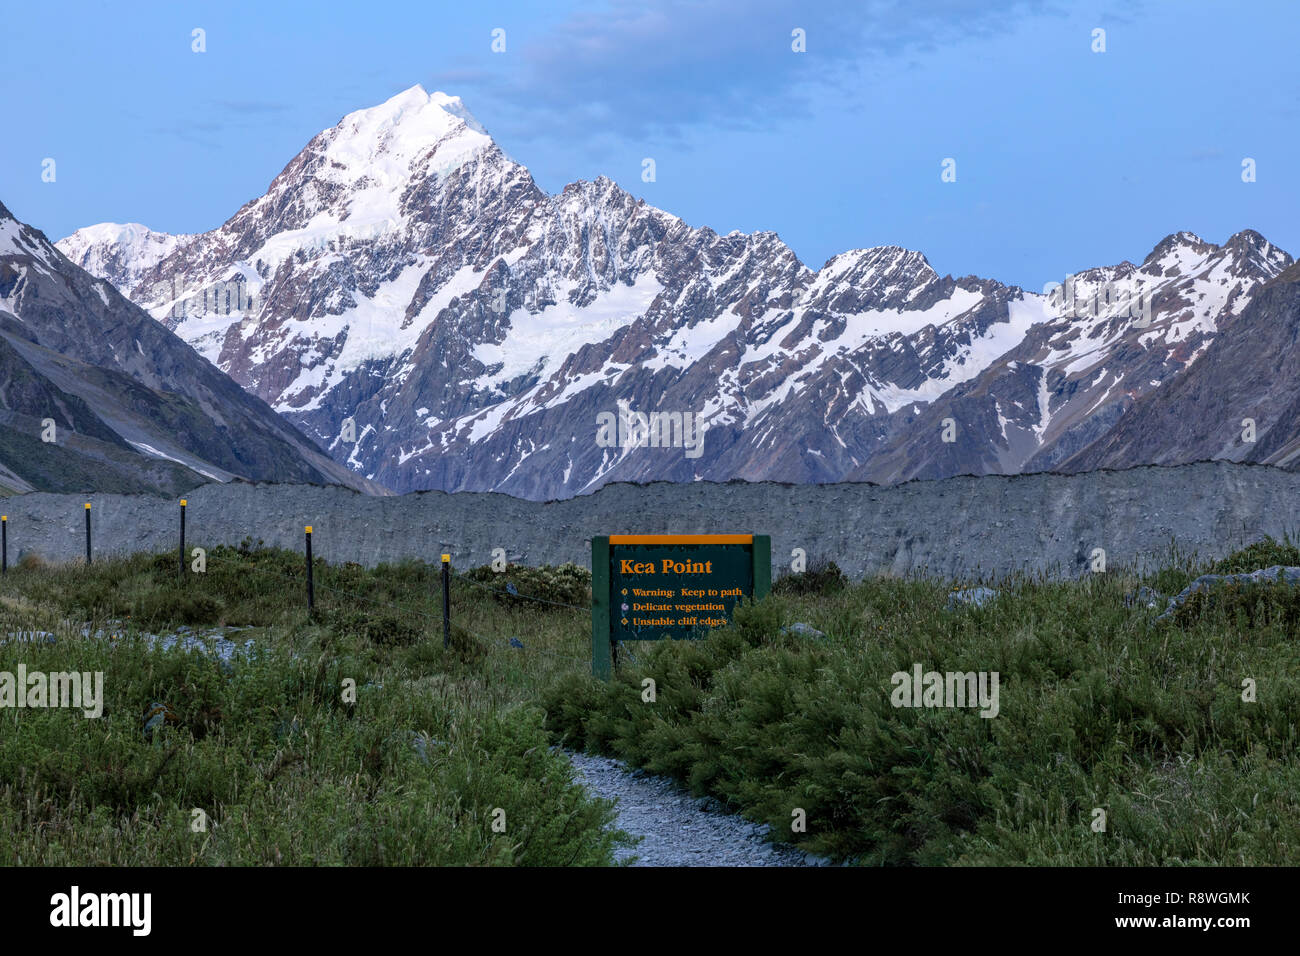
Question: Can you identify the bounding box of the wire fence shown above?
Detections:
[209,546,593,670]
[0,504,596,673]
[450,570,588,612]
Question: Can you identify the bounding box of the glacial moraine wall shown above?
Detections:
[0,460,1293,582]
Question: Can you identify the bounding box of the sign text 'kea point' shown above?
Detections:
[591,534,771,679]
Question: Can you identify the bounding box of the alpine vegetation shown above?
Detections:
[545,536,1300,865]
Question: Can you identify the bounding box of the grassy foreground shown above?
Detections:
[545,542,1300,866]
[0,543,625,865]
[2,538,1298,865]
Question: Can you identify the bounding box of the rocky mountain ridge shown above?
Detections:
[1,201,381,494]
[58,85,1297,498]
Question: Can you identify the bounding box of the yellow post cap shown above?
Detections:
[441,553,450,563]
[1,515,6,521]
[180,499,187,506]
[85,503,91,509]
[305,525,313,534]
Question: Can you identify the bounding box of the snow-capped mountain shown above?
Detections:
[845,228,1294,484]
[58,85,1296,498]
[1061,255,1300,473]
[57,222,196,294]
[1,201,379,495]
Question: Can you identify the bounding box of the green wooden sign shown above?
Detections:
[591,534,771,679]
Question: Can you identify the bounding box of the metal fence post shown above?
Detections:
[305,525,314,612]
[442,553,451,648]
[84,503,92,565]
[179,498,187,581]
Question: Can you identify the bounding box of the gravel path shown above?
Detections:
[568,751,829,867]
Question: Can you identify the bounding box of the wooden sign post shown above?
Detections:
[591,533,770,679]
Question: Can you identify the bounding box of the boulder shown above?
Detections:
[1124,586,1166,610]
[946,587,1000,610]
[1155,565,1300,622]
[779,622,828,640]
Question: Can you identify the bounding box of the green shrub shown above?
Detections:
[9,541,1297,868]
[1209,535,1300,574]
[461,562,591,609]
[0,625,627,865]
[16,552,45,572]
[447,622,488,670]
[772,558,848,596]
[544,572,1300,866]
[132,589,225,628]
[325,605,425,646]
[1171,577,1300,629]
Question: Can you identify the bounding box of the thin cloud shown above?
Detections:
[435,0,1053,143]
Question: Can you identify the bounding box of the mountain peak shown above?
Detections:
[820,244,936,280]
[1223,227,1277,257]
[340,85,489,142]
[320,85,496,188]
[60,221,181,246]
[55,222,196,293]
[1141,230,1213,271]
[1222,228,1293,278]
[0,203,59,264]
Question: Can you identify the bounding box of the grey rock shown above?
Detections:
[410,731,442,763]
[142,701,177,741]
[947,586,1000,609]
[2,630,58,645]
[148,631,254,665]
[779,622,827,640]
[77,622,253,672]
[387,730,442,764]
[1156,565,1300,622]
[0,461,1298,585]
[1124,585,1166,609]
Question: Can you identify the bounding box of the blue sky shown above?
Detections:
[3,0,1297,289]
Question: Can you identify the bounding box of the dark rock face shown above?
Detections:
[0,200,379,494]
[1063,263,1300,473]
[58,87,1296,499]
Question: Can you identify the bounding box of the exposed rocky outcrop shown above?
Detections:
[1064,260,1300,472]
